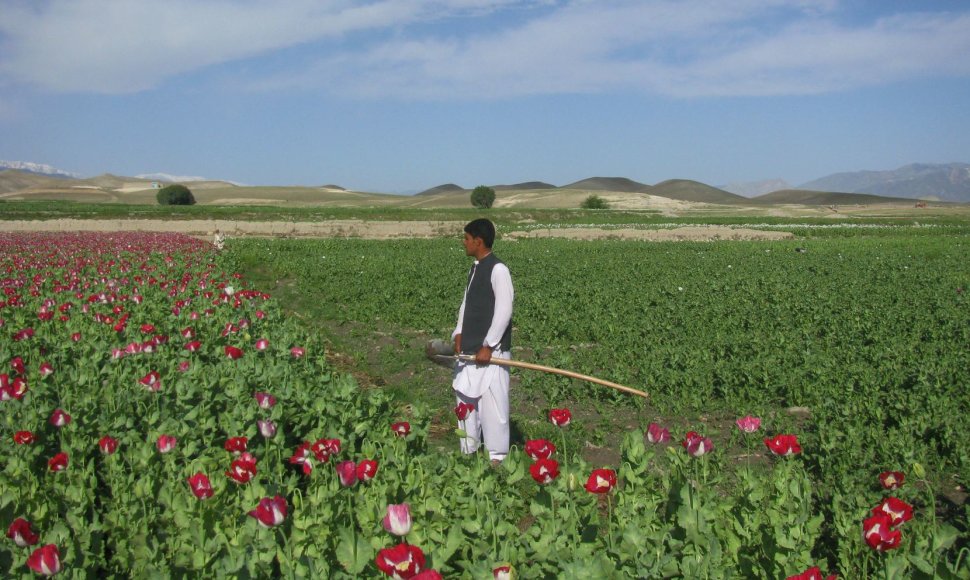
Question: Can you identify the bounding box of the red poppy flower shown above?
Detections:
[311,438,341,462]
[226,453,258,484]
[140,323,155,333]
[224,437,248,455]
[872,497,913,527]
[184,340,201,352]
[48,452,69,472]
[98,436,118,455]
[187,472,213,500]
[289,442,314,475]
[139,371,161,392]
[39,362,54,377]
[224,345,243,360]
[49,409,71,428]
[454,402,476,420]
[356,459,379,482]
[157,434,177,453]
[584,468,617,493]
[413,571,443,580]
[392,422,411,437]
[764,434,802,456]
[529,458,560,485]
[249,496,288,528]
[683,431,713,457]
[6,517,39,547]
[786,566,838,580]
[290,346,305,358]
[178,361,190,372]
[336,460,357,487]
[494,565,513,580]
[375,543,426,579]
[14,431,35,445]
[181,327,195,339]
[27,544,62,576]
[10,356,25,375]
[863,512,902,551]
[255,338,269,351]
[879,471,905,490]
[548,408,572,427]
[524,439,556,461]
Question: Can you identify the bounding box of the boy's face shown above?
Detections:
[462,232,483,257]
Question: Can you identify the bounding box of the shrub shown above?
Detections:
[157,184,196,206]
[581,194,609,209]
[470,185,496,209]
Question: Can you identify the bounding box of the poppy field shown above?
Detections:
[2,228,969,578]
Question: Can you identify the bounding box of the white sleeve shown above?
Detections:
[452,292,466,339]
[483,263,513,349]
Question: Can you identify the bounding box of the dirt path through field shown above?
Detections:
[0,219,795,241]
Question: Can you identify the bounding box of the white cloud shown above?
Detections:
[1,0,968,98]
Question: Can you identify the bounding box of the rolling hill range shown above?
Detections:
[0,167,962,210]
[799,163,970,202]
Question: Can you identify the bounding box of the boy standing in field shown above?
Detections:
[452,218,514,463]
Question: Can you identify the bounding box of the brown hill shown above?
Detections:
[560,177,652,193]
[754,189,921,205]
[416,183,466,196]
[650,179,749,204]
[492,181,557,191]
[0,170,76,194]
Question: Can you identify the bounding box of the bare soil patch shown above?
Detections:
[0,219,794,241]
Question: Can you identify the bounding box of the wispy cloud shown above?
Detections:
[2,0,968,98]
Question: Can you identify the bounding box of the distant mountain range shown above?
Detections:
[4,160,969,204]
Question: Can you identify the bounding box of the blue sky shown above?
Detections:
[1,0,969,193]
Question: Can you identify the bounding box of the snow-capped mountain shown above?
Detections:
[135,172,210,183]
[0,160,80,178]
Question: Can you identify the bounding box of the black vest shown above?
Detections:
[460,253,512,354]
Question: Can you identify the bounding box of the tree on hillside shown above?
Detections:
[156,184,196,206]
[581,194,609,209]
[470,185,496,209]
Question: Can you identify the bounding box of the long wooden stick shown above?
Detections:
[443,354,648,399]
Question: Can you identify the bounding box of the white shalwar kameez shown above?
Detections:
[452,257,513,461]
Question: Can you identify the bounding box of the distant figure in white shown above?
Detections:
[213,230,226,251]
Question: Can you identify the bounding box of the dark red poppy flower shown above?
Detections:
[764,434,802,456]
[683,431,713,457]
[863,512,902,551]
[336,460,357,487]
[375,543,426,579]
[529,458,560,485]
[786,565,838,580]
[6,517,39,547]
[49,409,71,428]
[48,452,69,472]
[187,472,213,500]
[879,471,905,490]
[524,439,556,461]
[254,392,276,409]
[157,434,177,453]
[311,438,340,462]
[184,340,201,352]
[226,453,258,484]
[224,345,243,360]
[10,356,25,375]
[224,437,248,455]
[139,371,161,392]
[27,544,62,576]
[646,422,670,443]
[39,362,54,377]
[249,496,288,528]
[548,408,572,427]
[454,402,476,420]
[392,422,410,437]
[872,497,913,527]
[98,436,118,455]
[14,431,35,445]
[584,468,617,493]
[356,459,379,482]
[289,442,314,475]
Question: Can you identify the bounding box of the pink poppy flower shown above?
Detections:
[382,503,412,536]
[290,346,305,358]
[254,392,277,409]
[49,409,71,428]
[248,496,288,528]
[255,338,269,351]
[683,431,713,457]
[646,422,670,444]
[257,420,277,438]
[157,434,177,453]
[735,416,761,433]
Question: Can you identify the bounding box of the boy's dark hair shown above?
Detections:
[464,218,496,248]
